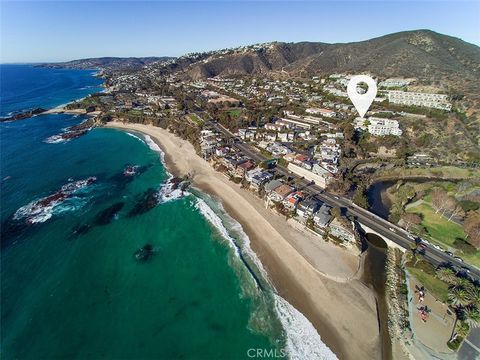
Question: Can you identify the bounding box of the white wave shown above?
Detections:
[275,295,338,360]
[194,198,241,256]
[125,132,145,143]
[13,178,96,224]
[193,195,338,360]
[144,134,162,153]
[44,135,67,144]
[157,175,189,204]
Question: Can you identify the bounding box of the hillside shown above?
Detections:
[40,56,173,71]
[165,30,479,104]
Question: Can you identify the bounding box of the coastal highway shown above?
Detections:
[211,123,480,281]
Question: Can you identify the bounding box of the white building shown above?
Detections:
[305,108,337,118]
[354,117,403,136]
[378,78,415,88]
[288,163,332,188]
[387,90,451,111]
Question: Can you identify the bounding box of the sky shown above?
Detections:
[1,0,479,63]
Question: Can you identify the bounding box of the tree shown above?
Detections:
[431,188,449,214]
[331,206,341,220]
[463,306,480,329]
[449,286,471,307]
[464,210,480,249]
[436,267,457,285]
[353,184,368,208]
[402,213,422,230]
[448,205,465,222]
[397,184,416,205]
[466,284,480,308]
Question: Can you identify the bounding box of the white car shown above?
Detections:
[407,234,415,240]
[389,227,396,233]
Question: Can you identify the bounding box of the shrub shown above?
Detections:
[453,238,477,255]
[447,336,464,351]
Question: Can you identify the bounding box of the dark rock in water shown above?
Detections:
[128,188,158,217]
[180,181,191,191]
[72,224,91,237]
[67,119,95,132]
[94,202,125,225]
[0,219,28,248]
[134,244,154,262]
[108,164,153,190]
[1,108,47,122]
[169,177,182,190]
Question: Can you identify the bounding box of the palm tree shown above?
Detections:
[466,285,480,308]
[449,286,471,307]
[463,306,480,329]
[437,267,457,285]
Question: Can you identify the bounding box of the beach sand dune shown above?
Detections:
[105,122,381,360]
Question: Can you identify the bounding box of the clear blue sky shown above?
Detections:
[1,1,479,63]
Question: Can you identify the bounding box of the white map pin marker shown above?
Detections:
[347,75,377,118]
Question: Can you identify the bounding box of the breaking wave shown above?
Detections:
[13,177,96,224]
[193,195,338,360]
[123,128,338,360]
[125,132,145,143]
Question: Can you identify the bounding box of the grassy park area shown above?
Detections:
[227,109,241,117]
[189,113,204,125]
[406,260,450,302]
[407,200,480,267]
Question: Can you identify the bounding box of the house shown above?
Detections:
[215,147,229,157]
[235,160,255,178]
[283,191,304,210]
[329,218,355,243]
[313,204,332,228]
[296,198,321,218]
[268,184,294,203]
[265,123,285,131]
[306,108,337,118]
[266,143,292,156]
[245,168,273,188]
[277,132,294,142]
[264,179,284,194]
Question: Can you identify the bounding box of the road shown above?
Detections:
[212,122,480,281]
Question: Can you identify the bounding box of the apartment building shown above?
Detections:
[387,90,452,111]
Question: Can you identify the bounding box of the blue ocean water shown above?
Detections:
[0,66,282,359]
[0,65,336,360]
[0,64,102,116]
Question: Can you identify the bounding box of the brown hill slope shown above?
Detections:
[181,30,479,100]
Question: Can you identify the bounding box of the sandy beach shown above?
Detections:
[105,121,381,360]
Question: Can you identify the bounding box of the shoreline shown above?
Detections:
[104,121,382,360]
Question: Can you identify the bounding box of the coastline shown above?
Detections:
[104,121,382,360]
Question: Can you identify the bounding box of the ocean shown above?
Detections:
[0,64,336,359]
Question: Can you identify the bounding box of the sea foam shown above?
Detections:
[125,132,145,143]
[144,135,163,159]
[193,196,338,360]
[132,129,338,360]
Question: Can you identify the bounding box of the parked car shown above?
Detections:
[445,251,454,256]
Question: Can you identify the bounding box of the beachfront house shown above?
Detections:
[313,204,332,228]
[267,183,294,203]
[329,218,355,244]
[283,191,304,210]
[245,168,273,189]
[296,198,321,218]
[235,159,255,178]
